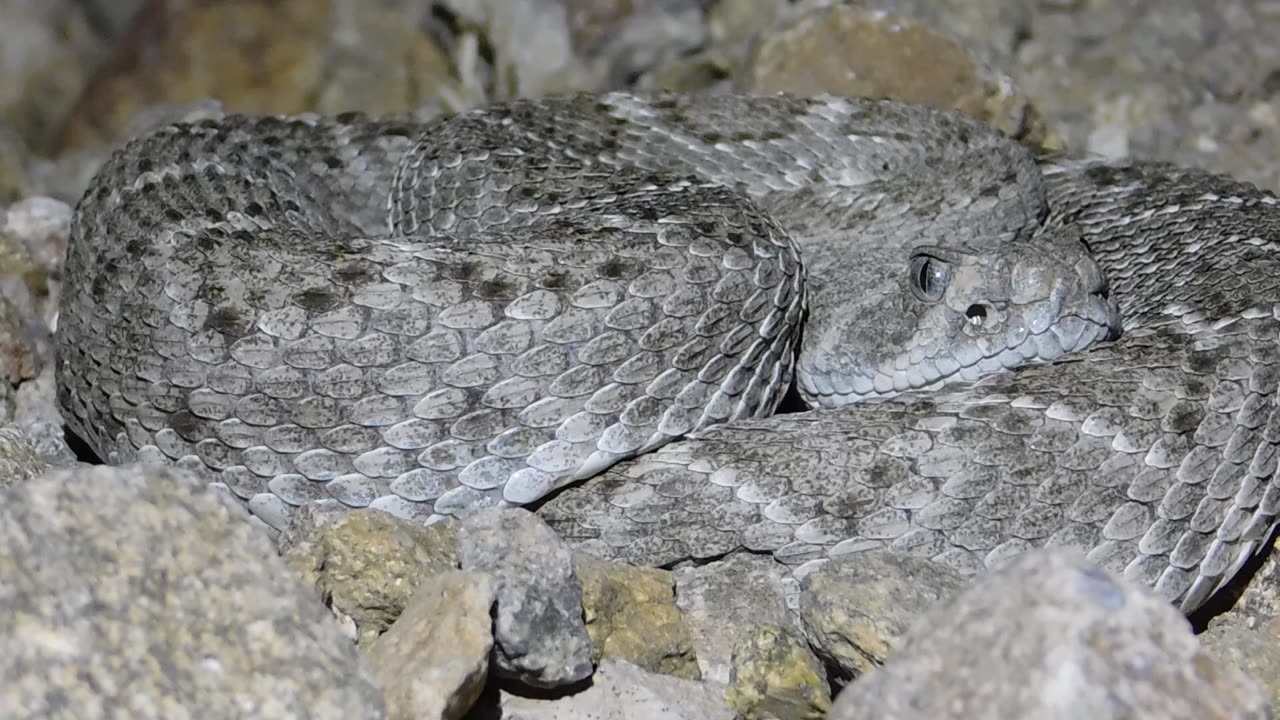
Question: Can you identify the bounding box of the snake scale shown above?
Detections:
[55,92,1280,614]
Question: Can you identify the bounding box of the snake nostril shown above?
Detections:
[965,304,988,327]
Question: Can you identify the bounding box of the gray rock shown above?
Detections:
[799,550,968,681]
[459,507,595,688]
[0,424,48,489]
[1012,1,1280,191]
[498,659,736,720]
[1200,614,1280,712]
[0,464,385,719]
[829,548,1271,720]
[13,365,78,466]
[366,570,496,720]
[673,552,798,685]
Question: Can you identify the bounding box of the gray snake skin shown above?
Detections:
[56,93,1280,614]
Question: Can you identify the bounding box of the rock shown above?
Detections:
[673,552,798,685]
[828,548,1271,720]
[57,0,456,153]
[279,497,371,554]
[439,0,703,103]
[0,464,384,719]
[1012,0,1280,190]
[799,550,968,681]
[0,424,49,489]
[0,125,28,203]
[459,507,595,688]
[281,507,460,646]
[1200,614,1280,711]
[742,5,1060,150]
[1,196,73,361]
[726,624,830,720]
[575,552,699,679]
[0,0,107,152]
[12,365,79,466]
[366,570,496,720]
[498,659,736,720]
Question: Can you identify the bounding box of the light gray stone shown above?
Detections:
[674,552,797,685]
[498,659,736,720]
[459,507,594,688]
[829,548,1271,720]
[366,570,496,720]
[0,464,385,719]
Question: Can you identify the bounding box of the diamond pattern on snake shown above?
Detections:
[56,92,1280,613]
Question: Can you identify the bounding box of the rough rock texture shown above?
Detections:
[799,550,969,680]
[1200,615,1280,712]
[0,424,48,489]
[459,508,595,688]
[575,553,700,679]
[1012,0,1280,190]
[365,570,496,720]
[0,0,109,152]
[498,659,736,720]
[57,0,455,152]
[673,552,797,685]
[742,5,1060,150]
[829,548,1271,720]
[0,464,385,719]
[726,624,830,720]
[282,507,460,646]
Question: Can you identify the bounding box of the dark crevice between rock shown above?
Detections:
[62,423,102,465]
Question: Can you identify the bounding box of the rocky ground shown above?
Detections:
[4,1,1280,718]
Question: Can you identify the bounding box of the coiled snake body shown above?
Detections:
[56,93,1280,613]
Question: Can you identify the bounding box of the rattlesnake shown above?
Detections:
[55,93,1280,613]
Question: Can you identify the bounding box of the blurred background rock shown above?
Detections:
[2,0,1280,206]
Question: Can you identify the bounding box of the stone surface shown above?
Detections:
[799,550,968,681]
[576,552,700,679]
[726,624,830,720]
[0,464,385,719]
[366,570,496,720]
[1012,0,1280,190]
[459,507,595,688]
[1200,613,1280,712]
[742,5,1060,150]
[57,0,455,152]
[829,548,1271,720]
[282,507,460,646]
[498,659,736,720]
[673,552,797,685]
[0,0,108,152]
[0,424,48,489]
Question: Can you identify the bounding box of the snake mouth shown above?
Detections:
[798,301,1120,408]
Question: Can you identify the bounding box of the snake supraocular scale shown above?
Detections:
[55,93,1280,613]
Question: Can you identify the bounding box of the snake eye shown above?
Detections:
[909,255,950,302]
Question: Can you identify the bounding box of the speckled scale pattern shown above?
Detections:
[57,96,823,530]
[56,92,1280,615]
[539,159,1280,614]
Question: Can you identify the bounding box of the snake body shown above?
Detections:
[55,93,1280,613]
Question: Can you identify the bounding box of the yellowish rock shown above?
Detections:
[575,552,701,680]
[744,5,1062,151]
[282,508,459,646]
[57,0,454,152]
[727,624,831,720]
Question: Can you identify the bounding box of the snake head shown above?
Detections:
[796,226,1121,407]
